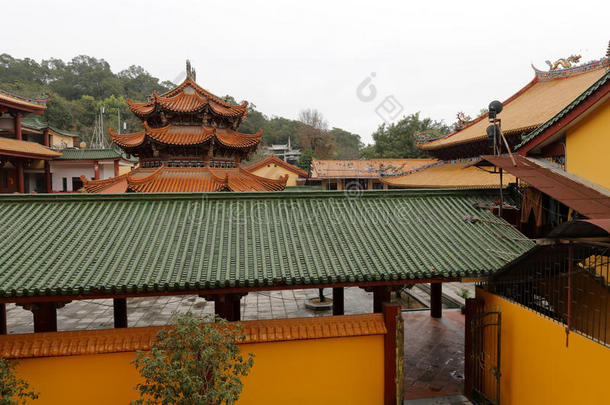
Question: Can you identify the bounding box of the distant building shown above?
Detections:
[0,88,60,193]
[245,155,308,186]
[310,158,437,190]
[263,137,301,163]
[51,148,137,192]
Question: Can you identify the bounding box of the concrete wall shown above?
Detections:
[476,287,610,405]
[50,161,125,191]
[566,97,610,189]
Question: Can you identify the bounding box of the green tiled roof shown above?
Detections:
[21,115,80,138]
[518,69,610,149]
[0,190,533,299]
[56,148,126,160]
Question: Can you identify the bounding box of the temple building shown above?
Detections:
[245,155,308,186]
[0,88,61,193]
[82,63,287,193]
[384,56,610,191]
[310,158,437,190]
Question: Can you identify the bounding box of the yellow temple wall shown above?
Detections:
[49,133,74,149]
[248,164,300,186]
[9,318,385,405]
[476,288,610,405]
[565,97,610,190]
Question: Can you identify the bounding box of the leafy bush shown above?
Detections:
[0,358,38,405]
[131,313,254,405]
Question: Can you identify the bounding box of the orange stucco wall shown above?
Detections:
[565,97,610,190]
[13,335,384,405]
[476,287,610,405]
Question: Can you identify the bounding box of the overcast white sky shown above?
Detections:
[4,0,609,144]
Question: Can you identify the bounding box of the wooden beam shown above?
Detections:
[0,304,6,335]
[113,298,128,328]
[32,302,57,333]
[2,277,461,305]
[332,287,344,315]
[430,282,442,318]
[373,286,391,313]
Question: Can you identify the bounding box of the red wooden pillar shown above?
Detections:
[383,303,401,405]
[214,294,242,321]
[332,287,344,315]
[0,304,7,335]
[113,298,128,328]
[374,286,391,313]
[14,113,22,140]
[94,161,100,180]
[43,128,50,147]
[44,160,52,193]
[32,302,58,333]
[16,160,25,193]
[430,282,442,318]
[113,159,120,177]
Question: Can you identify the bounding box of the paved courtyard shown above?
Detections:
[5,287,376,334]
[6,285,470,402]
[403,311,466,400]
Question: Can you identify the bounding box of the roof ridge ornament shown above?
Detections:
[545,55,582,70]
[186,59,196,81]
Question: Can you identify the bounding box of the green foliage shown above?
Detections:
[0,53,171,145]
[361,113,449,159]
[330,127,362,159]
[131,313,254,405]
[297,149,316,172]
[0,358,38,405]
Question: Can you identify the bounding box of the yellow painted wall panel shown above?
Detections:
[249,165,299,186]
[14,335,384,405]
[477,288,610,405]
[566,98,610,190]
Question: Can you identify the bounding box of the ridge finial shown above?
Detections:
[186,59,196,81]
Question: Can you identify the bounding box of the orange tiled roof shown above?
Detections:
[381,160,516,189]
[310,158,438,179]
[0,88,47,114]
[245,156,309,179]
[126,78,248,119]
[0,314,386,359]
[82,165,288,193]
[418,59,609,151]
[0,137,62,159]
[110,124,261,150]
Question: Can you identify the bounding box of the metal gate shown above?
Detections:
[466,302,501,405]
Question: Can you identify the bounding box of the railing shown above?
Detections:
[483,242,610,347]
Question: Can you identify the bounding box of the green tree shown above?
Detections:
[297,149,316,172]
[131,313,254,405]
[0,358,38,405]
[361,113,449,158]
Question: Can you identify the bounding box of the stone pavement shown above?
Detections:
[5,287,376,334]
[402,310,466,400]
[404,395,472,405]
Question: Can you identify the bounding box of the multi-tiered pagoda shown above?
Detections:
[82,63,287,192]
